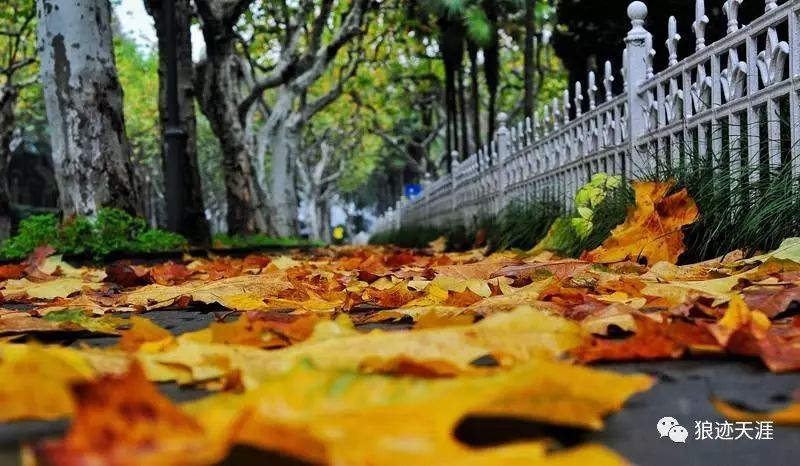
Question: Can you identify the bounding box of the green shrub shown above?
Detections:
[0,214,60,259]
[368,225,443,249]
[135,229,189,253]
[212,234,323,249]
[0,208,188,260]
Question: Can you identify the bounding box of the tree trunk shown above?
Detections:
[145,0,210,245]
[306,188,329,242]
[307,193,320,241]
[0,85,17,239]
[524,0,537,119]
[196,44,267,235]
[440,17,465,170]
[467,41,481,153]
[253,89,300,238]
[318,197,331,242]
[457,66,469,159]
[483,0,500,141]
[267,120,300,237]
[444,67,455,172]
[37,0,141,217]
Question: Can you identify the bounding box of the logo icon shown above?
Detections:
[657,416,688,443]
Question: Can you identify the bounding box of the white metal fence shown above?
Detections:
[373,0,800,233]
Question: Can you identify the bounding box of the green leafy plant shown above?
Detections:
[0,209,188,260]
[0,214,61,260]
[212,234,324,249]
[528,175,631,258]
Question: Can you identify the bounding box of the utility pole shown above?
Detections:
[162,0,187,234]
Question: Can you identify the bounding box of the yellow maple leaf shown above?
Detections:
[583,180,698,265]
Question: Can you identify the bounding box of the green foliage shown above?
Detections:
[0,209,188,260]
[114,36,159,165]
[571,173,624,241]
[570,181,634,255]
[212,234,324,249]
[369,222,479,251]
[133,230,189,254]
[529,176,631,258]
[0,214,60,259]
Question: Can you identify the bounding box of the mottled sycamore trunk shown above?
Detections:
[267,119,300,238]
[254,89,299,237]
[37,0,141,217]
[145,0,211,245]
[196,40,267,235]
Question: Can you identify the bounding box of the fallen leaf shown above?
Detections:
[712,397,800,425]
[35,362,227,466]
[208,311,319,348]
[574,315,719,362]
[118,316,174,352]
[124,272,291,311]
[0,344,94,421]
[149,262,194,285]
[583,181,698,265]
[206,362,648,464]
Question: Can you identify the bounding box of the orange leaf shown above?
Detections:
[35,363,227,466]
[209,311,319,348]
[583,181,698,265]
[362,281,422,308]
[149,262,193,286]
[117,316,173,352]
[574,315,718,363]
[0,263,26,280]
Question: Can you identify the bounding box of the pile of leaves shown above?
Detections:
[4,181,800,464]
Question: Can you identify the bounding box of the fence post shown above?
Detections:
[385,207,394,232]
[422,172,432,226]
[495,112,510,215]
[451,154,459,222]
[394,200,402,230]
[624,1,651,176]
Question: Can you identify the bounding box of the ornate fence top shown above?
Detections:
[374,0,800,234]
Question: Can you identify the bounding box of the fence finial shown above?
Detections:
[603,60,614,101]
[722,0,743,33]
[497,112,509,129]
[765,0,778,12]
[757,28,789,86]
[622,48,629,91]
[543,104,551,132]
[562,90,571,124]
[693,0,709,51]
[588,71,597,110]
[645,33,655,78]
[627,2,647,29]
[667,16,681,66]
[552,97,561,129]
